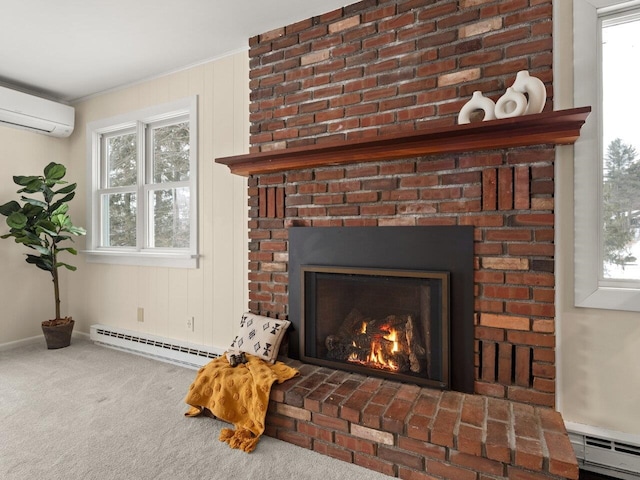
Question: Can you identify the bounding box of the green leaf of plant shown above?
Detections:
[20,234,45,247]
[33,245,51,255]
[13,175,40,187]
[22,203,44,216]
[36,225,58,238]
[7,212,27,229]
[22,197,48,209]
[50,192,76,211]
[12,233,30,244]
[55,183,76,195]
[58,263,77,271]
[67,226,86,236]
[44,163,66,181]
[51,214,63,226]
[42,185,55,203]
[25,254,52,272]
[23,178,45,193]
[37,220,57,231]
[12,235,36,246]
[58,247,78,255]
[52,205,69,219]
[0,200,21,217]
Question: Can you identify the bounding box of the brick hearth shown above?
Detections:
[218,1,581,479]
[265,359,577,480]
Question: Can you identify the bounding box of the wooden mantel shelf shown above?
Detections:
[216,107,591,176]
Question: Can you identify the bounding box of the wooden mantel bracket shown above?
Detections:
[215,106,591,176]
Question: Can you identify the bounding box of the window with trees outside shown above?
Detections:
[574,0,640,310]
[85,97,198,268]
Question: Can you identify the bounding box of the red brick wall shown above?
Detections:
[249,0,553,153]
[247,0,556,407]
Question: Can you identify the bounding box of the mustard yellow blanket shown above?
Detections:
[184,353,299,452]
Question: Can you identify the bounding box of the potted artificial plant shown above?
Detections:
[0,162,86,349]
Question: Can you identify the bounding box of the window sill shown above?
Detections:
[575,285,640,312]
[83,249,199,269]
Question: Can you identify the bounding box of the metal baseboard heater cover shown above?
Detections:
[90,324,223,369]
[570,431,640,480]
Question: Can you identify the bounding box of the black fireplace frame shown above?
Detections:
[288,226,474,393]
[300,265,450,389]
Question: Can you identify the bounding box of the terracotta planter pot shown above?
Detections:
[41,318,75,349]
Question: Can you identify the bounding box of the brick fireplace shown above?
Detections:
[216,1,585,478]
[243,144,561,409]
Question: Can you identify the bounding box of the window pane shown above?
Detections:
[103,193,136,247]
[152,122,190,183]
[150,187,190,248]
[601,15,640,280]
[106,133,137,187]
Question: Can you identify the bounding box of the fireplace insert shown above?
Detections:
[288,226,475,393]
[301,266,449,389]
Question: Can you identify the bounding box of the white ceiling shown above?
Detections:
[0,0,355,103]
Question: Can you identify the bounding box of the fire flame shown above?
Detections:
[385,328,399,353]
[348,326,401,372]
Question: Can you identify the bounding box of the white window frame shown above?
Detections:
[85,96,199,268]
[574,0,640,310]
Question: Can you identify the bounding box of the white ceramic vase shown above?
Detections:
[494,87,528,119]
[511,70,546,115]
[457,91,496,124]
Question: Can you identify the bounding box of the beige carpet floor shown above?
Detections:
[0,337,393,480]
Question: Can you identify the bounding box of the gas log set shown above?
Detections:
[325,308,429,376]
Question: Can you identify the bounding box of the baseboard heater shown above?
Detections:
[569,430,640,480]
[90,324,224,369]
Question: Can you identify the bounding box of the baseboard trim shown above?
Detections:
[1,328,89,352]
[0,335,44,351]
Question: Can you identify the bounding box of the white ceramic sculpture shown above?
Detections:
[457,91,496,124]
[494,87,528,119]
[456,71,546,123]
[511,70,546,115]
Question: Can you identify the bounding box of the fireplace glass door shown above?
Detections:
[301,266,450,389]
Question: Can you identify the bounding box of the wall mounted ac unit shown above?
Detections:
[0,85,74,137]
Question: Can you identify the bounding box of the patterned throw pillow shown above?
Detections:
[229,312,291,364]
